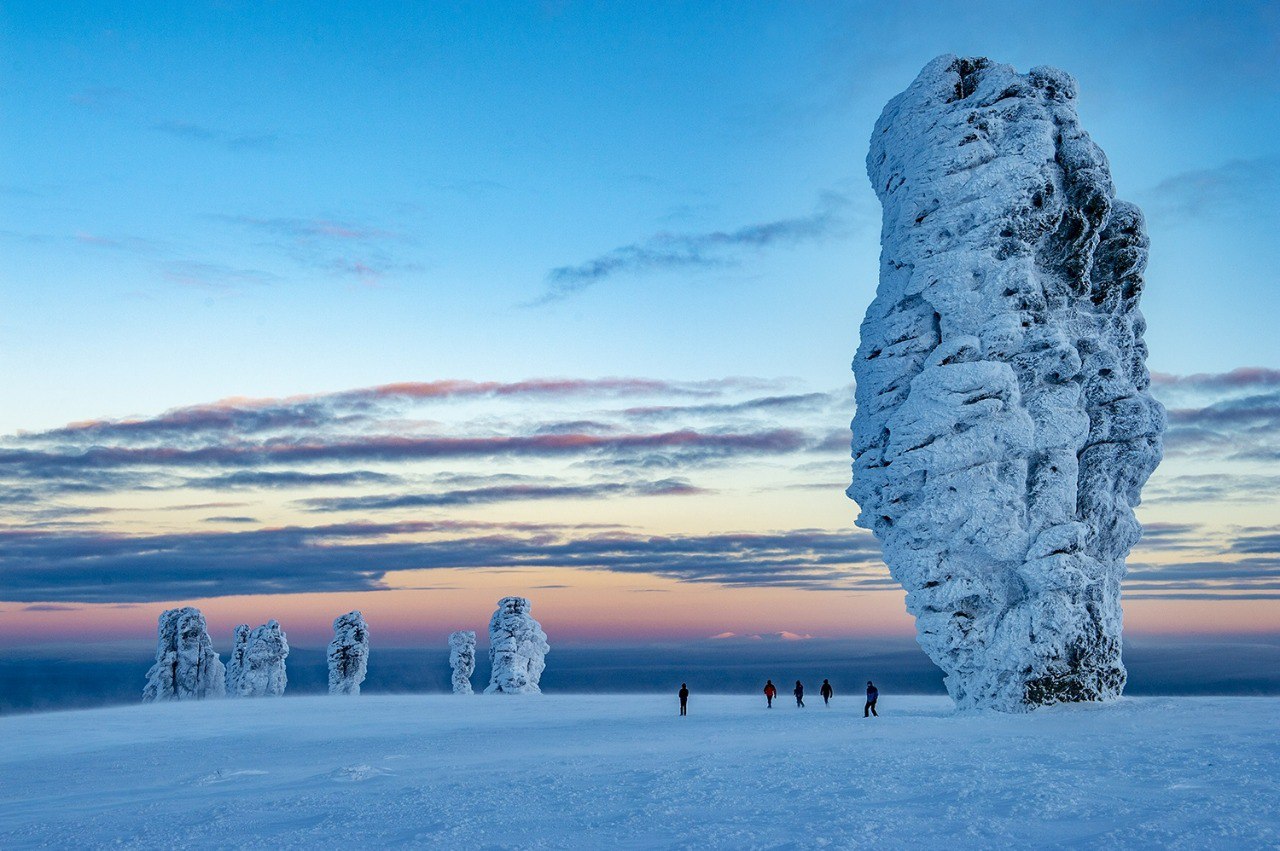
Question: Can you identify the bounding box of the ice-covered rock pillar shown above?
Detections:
[449,630,476,695]
[849,55,1165,711]
[328,611,369,696]
[142,606,226,702]
[233,619,289,697]
[484,597,549,694]
[225,623,249,695]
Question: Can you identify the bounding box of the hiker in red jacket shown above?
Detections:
[763,679,777,708]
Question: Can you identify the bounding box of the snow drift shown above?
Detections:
[327,611,369,696]
[849,55,1165,711]
[485,597,549,694]
[142,607,226,702]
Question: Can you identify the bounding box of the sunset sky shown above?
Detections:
[1,1,1277,655]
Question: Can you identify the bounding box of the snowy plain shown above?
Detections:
[2,695,1277,849]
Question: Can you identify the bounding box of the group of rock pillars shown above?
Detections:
[141,596,549,701]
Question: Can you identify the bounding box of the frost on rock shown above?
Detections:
[142,607,226,702]
[849,55,1165,711]
[328,611,369,696]
[449,630,476,695]
[225,624,249,695]
[230,620,289,697]
[484,597,549,694]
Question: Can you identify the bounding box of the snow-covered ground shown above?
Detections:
[2,695,1276,848]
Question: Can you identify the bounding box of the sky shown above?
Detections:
[1,1,1278,667]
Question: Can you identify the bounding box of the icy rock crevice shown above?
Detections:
[485,597,549,694]
[449,630,476,695]
[328,611,369,696]
[142,607,226,702]
[849,55,1165,711]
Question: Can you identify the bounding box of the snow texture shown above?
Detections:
[142,607,226,702]
[4,696,1277,847]
[328,611,369,696]
[484,596,549,694]
[448,630,476,695]
[849,55,1165,712]
[225,624,249,695]
[229,620,289,698]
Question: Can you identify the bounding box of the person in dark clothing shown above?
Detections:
[763,679,777,708]
[820,679,833,706]
[794,680,805,707]
[865,681,879,717]
[679,683,689,716]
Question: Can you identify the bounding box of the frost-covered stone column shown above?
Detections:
[849,55,1165,711]
[328,611,369,696]
[449,630,476,694]
[484,597,549,694]
[225,623,249,694]
[231,619,289,697]
[143,606,226,702]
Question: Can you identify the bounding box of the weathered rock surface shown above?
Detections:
[142,606,226,702]
[485,597,549,694]
[849,55,1165,711]
[449,630,476,695]
[230,619,289,697]
[328,611,369,696]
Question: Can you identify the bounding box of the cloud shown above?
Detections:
[161,260,277,290]
[1150,367,1280,396]
[1143,473,1280,505]
[297,478,705,512]
[154,120,278,151]
[535,192,851,303]
[1143,157,1280,220]
[0,523,891,603]
[1163,391,1280,460]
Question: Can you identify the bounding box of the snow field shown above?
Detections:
[1,695,1276,848]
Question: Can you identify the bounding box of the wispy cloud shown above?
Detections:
[297,478,705,512]
[1143,157,1280,221]
[0,523,889,603]
[154,120,278,151]
[534,192,851,304]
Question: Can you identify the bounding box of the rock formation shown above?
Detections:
[229,619,289,697]
[485,597,549,694]
[328,611,370,696]
[225,623,250,695]
[849,55,1165,711]
[449,630,476,695]
[142,606,226,702]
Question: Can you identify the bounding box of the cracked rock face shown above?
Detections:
[485,597,549,695]
[449,630,477,695]
[231,619,289,697]
[849,55,1165,711]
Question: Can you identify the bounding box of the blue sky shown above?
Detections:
[0,2,1277,651]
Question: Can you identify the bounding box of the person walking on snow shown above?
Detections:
[794,680,805,708]
[679,683,689,716]
[763,679,777,708]
[820,679,833,706]
[865,681,879,717]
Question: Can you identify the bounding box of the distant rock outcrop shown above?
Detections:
[849,55,1165,711]
[328,611,370,696]
[143,607,226,702]
[449,630,476,695]
[485,597,549,694]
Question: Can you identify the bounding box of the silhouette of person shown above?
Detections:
[820,679,833,705]
[865,681,879,717]
[764,679,777,708]
[794,680,805,708]
[679,682,689,716]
